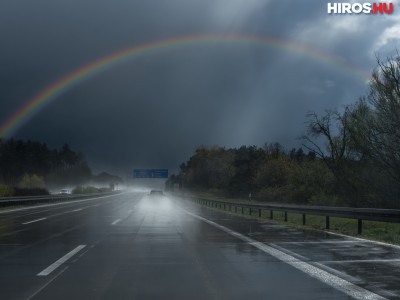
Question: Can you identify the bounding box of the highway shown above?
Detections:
[0,191,399,300]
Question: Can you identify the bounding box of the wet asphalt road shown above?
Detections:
[0,191,399,300]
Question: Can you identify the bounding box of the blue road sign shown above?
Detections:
[133,169,168,179]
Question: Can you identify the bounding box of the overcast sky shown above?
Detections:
[1,0,399,175]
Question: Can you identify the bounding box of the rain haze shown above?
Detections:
[1,0,399,174]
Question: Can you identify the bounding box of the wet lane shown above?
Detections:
[0,192,398,299]
[179,198,400,299]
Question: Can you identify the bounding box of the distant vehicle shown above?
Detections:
[149,190,163,196]
[59,189,71,195]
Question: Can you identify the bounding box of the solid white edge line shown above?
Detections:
[111,218,121,225]
[182,209,388,300]
[269,242,363,284]
[37,245,86,276]
[22,217,47,225]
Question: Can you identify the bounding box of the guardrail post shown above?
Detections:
[186,197,397,235]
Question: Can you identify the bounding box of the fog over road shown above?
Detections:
[0,191,399,299]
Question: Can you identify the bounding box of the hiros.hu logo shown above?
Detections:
[327,2,394,14]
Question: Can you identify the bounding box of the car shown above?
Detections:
[149,190,163,196]
[59,189,71,195]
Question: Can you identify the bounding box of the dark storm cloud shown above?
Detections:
[1,0,399,175]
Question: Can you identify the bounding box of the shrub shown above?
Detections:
[0,184,15,197]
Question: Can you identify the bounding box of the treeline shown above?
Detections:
[167,144,343,206]
[0,139,122,195]
[168,54,400,208]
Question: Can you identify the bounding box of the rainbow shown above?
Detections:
[0,34,371,138]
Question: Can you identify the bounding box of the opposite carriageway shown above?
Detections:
[0,192,121,208]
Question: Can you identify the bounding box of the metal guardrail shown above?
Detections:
[0,192,120,208]
[188,196,400,234]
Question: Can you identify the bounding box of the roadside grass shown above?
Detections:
[189,194,400,246]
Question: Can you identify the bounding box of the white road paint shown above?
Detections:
[111,218,121,225]
[321,259,400,264]
[22,218,47,225]
[326,231,400,250]
[276,240,362,244]
[28,266,69,300]
[183,209,388,300]
[269,242,363,284]
[37,245,86,276]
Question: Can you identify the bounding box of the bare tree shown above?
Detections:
[302,108,355,165]
[302,53,400,207]
[367,55,400,181]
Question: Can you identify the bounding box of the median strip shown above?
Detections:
[37,245,86,276]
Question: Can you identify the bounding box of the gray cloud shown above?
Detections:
[1,0,399,175]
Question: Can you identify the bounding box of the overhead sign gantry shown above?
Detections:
[133,169,168,179]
